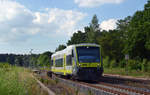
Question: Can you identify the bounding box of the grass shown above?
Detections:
[35,73,85,95]
[104,67,150,78]
[0,63,48,95]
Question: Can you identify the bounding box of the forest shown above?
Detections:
[0,1,150,73]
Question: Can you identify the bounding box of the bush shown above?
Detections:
[141,59,147,72]
[110,60,117,68]
[147,61,150,72]
[103,56,110,68]
[0,63,10,68]
[127,59,141,71]
[143,61,150,72]
[119,60,126,68]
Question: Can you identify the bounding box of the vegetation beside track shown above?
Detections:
[103,56,150,78]
[0,63,48,95]
[104,68,150,78]
[34,72,84,95]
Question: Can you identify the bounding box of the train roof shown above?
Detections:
[51,43,100,58]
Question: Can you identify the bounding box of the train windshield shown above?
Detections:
[76,46,100,63]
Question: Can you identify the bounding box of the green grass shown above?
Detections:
[0,63,48,95]
[104,67,150,78]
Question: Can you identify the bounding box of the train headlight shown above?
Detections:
[97,64,100,69]
[79,64,81,67]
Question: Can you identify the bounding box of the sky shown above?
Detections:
[0,0,148,54]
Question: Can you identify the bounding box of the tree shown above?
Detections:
[67,31,87,45]
[98,30,124,60]
[90,14,100,31]
[55,44,66,52]
[15,56,23,66]
[85,14,100,43]
[37,51,52,67]
[123,1,150,59]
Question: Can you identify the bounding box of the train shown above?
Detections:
[50,43,103,81]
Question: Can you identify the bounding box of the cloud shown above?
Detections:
[74,0,125,8]
[0,0,86,44]
[100,19,117,31]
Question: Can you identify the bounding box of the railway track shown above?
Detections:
[95,82,150,95]
[99,75,150,93]
[34,70,150,95]
[55,76,150,95]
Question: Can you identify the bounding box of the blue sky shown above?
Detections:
[0,0,147,54]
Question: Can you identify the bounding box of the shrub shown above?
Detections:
[0,63,10,68]
[119,60,126,68]
[141,59,147,72]
[103,56,110,68]
[147,61,150,72]
[110,60,117,68]
[127,59,141,71]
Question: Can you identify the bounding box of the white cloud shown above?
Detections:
[100,19,117,31]
[74,0,125,8]
[0,0,86,43]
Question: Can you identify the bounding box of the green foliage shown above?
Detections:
[15,56,23,66]
[127,59,141,71]
[104,67,150,77]
[0,62,10,68]
[141,59,150,72]
[55,44,66,52]
[90,14,99,30]
[29,56,38,67]
[110,60,117,68]
[123,1,150,59]
[0,66,39,95]
[141,59,147,72]
[147,61,150,72]
[37,51,52,67]
[67,31,87,45]
[98,30,124,60]
[119,60,126,68]
[87,14,100,43]
[103,56,110,68]
[75,89,79,95]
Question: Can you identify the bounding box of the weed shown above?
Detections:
[55,78,59,84]
[88,90,93,95]
[0,64,48,95]
[75,88,79,95]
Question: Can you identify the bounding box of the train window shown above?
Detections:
[76,46,100,63]
[55,58,63,67]
[66,55,72,65]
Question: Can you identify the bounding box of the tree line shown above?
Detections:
[0,51,52,68]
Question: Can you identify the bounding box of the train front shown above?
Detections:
[74,45,103,81]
